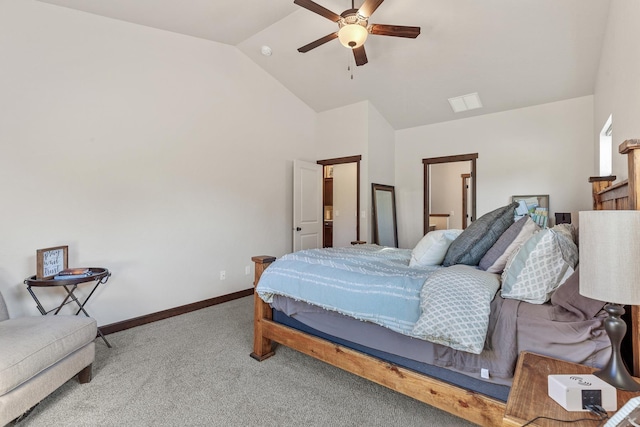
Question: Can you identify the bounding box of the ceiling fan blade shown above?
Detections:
[353,45,368,66]
[358,0,384,17]
[294,0,341,22]
[297,32,339,53]
[369,24,421,38]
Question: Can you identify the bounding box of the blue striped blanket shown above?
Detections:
[256,245,441,337]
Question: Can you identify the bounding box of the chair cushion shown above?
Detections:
[0,315,97,395]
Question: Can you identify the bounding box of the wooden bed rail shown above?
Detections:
[589,140,640,211]
[589,175,621,209]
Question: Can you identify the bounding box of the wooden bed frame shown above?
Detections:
[251,139,640,426]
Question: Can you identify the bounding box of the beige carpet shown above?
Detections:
[18,296,474,426]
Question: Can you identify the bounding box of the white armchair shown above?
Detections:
[0,290,97,425]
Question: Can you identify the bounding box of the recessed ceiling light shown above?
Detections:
[261,46,272,57]
[448,92,483,113]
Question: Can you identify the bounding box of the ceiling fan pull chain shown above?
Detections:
[347,51,354,80]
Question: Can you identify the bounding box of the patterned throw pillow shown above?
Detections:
[479,217,540,273]
[501,228,579,304]
[411,265,501,354]
[409,229,463,267]
[442,202,518,267]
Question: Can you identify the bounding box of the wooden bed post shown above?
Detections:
[250,255,276,361]
[620,139,640,211]
[620,139,640,376]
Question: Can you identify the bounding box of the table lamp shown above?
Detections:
[579,210,640,391]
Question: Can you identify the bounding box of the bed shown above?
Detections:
[250,138,640,426]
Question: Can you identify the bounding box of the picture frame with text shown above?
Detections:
[36,245,68,279]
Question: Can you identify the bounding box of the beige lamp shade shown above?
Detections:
[579,210,640,305]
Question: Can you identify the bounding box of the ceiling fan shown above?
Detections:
[294,0,420,66]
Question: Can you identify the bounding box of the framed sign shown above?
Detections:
[36,245,68,279]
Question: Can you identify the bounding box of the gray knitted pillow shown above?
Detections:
[442,202,518,267]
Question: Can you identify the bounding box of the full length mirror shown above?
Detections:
[372,183,398,247]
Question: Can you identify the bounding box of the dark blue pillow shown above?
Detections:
[442,202,518,267]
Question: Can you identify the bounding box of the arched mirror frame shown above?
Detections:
[423,153,478,235]
[371,183,398,247]
[317,155,362,241]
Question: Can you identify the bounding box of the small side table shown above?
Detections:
[24,268,112,348]
[503,351,640,426]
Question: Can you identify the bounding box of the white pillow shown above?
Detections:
[410,229,463,267]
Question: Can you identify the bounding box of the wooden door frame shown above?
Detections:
[317,155,362,241]
[461,173,471,229]
[423,153,477,235]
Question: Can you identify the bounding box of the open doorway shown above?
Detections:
[423,153,477,234]
[317,155,361,247]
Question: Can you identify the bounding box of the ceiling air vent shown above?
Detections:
[448,92,483,113]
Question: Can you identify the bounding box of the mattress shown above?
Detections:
[271,302,511,402]
[270,293,611,401]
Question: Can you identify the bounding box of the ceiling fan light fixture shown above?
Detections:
[338,23,368,49]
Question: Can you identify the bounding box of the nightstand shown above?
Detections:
[503,352,640,426]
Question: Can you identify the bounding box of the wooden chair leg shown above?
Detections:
[77,363,93,384]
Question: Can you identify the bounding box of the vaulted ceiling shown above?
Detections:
[38,0,611,129]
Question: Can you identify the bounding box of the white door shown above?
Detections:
[293,160,323,252]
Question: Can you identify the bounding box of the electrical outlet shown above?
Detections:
[245,265,251,275]
[220,270,226,280]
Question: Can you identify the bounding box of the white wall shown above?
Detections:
[0,1,316,323]
[395,96,594,249]
[594,0,640,181]
[315,102,368,241]
[315,101,394,244]
[368,103,396,187]
[367,103,395,242]
[332,163,357,248]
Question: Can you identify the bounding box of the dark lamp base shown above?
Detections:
[596,303,640,391]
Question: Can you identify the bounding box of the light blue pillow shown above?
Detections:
[501,229,579,304]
